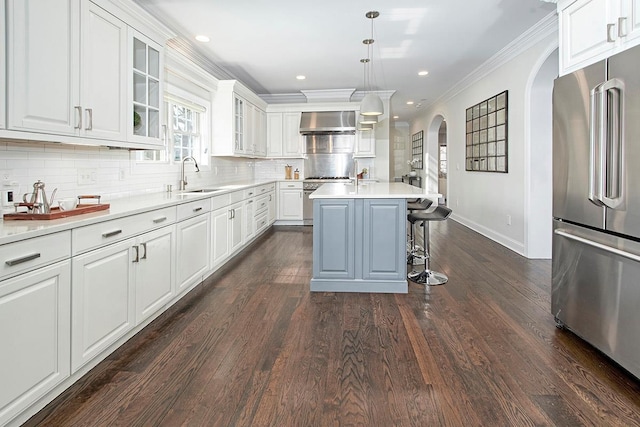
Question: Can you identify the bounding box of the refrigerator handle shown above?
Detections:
[554,229,640,262]
[600,78,625,209]
[588,84,605,206]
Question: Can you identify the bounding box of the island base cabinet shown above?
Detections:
[0,261,71,427]
[311,198,408,293]
[71,240,135,373]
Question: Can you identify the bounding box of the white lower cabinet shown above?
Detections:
[176,213,210,294]
[245,197,255,242]
[229,202,244,254]
[268,191,276,224]
[134,226,175,323]
[278,182,303,221]
[211,199,245,268]
[71,239,135,372]
[0,261,71,426]
[71,225,175,372]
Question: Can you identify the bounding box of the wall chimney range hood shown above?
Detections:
[299,111,356,134]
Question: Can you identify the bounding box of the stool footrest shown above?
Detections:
[408,269,448,286]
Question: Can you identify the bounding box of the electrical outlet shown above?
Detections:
[507,215,512,225]
[119,168,126,180]
[78,168,97,185]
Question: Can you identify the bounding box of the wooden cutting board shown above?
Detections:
[3,203,110,220]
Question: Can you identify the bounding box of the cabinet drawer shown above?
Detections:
[211,193,231,211]
[177,199,210,221]
[244,187,257,199]
[280,181,302,189]
[0,231,71,281]
[72,207,176,255]
[255,195,269,216]
[255,212,269,233]
[229,190,244,204]
[256,183,275,195]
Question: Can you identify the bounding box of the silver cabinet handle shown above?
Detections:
[140,242,147,260]
[85,108,93,130]
[248,192,254,196]
[555,229,640,262]
[193,207,203,212]
[5,253,41,266]
[247,200,253,204]
[618,17,628,37]
[74,106,82,129]
[153,216,167,223]
[132,245,140,263]
[607,23,617,43]
[102,229,123,238]
[261,202,266,208]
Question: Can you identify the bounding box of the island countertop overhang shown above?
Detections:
[309,182,440,200]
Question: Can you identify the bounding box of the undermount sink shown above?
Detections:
[181,188,224,194]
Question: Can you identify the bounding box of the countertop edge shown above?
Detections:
[0,180,278,245]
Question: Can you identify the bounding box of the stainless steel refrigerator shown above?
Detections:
[553,45,640,379]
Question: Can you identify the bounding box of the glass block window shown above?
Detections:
[465,91,508,173]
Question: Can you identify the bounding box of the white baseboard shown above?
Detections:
[450,213,525,256]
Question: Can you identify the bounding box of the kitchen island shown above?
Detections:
[309,182,440,293]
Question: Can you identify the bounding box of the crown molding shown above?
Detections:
[300,88,356,102]
[428,11,558,109]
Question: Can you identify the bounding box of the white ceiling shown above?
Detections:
[134,0,556,121]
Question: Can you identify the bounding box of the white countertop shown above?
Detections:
[309,182,441,200]
[0,180,277,245]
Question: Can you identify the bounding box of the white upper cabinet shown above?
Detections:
[5,0,167,148]
[266,112,303,158]
[559,0,640,74]
[355,128,376,157]
[81,2,127,141]
[212,80,267,157]
[128,29,164,146]
[7,0,80,135]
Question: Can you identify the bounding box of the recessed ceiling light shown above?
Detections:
[195,35,210,43]
[418,70,429,76]
[393,115,399,119]
[406,101,414,105]
[296,75,306,80]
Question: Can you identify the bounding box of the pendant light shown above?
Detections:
[360,11,383,117]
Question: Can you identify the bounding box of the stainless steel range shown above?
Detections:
[300,111,357,225]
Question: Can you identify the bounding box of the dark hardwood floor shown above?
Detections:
[24,222,640,426]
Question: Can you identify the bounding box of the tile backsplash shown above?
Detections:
[0,140,255,210]
[0,139,379,212]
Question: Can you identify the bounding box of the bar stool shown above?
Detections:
[407,205,452,285]
[407,199,433,264]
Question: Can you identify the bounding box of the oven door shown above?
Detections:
[303,189,314,225]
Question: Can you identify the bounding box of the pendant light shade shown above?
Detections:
[360,11,383,117]
[360,93,384,116]
[359,114,378,125]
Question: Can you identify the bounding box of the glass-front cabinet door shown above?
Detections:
[129,29,163,146]
[234,96,245,153]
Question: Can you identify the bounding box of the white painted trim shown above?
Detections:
[523,40,559,259]
[428,12,559,110]
[450,215,526,256]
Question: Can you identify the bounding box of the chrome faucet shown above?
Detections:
[179,156,200,190]
[354,159,359,187]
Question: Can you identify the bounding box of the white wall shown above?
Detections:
[411,21,557,256]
